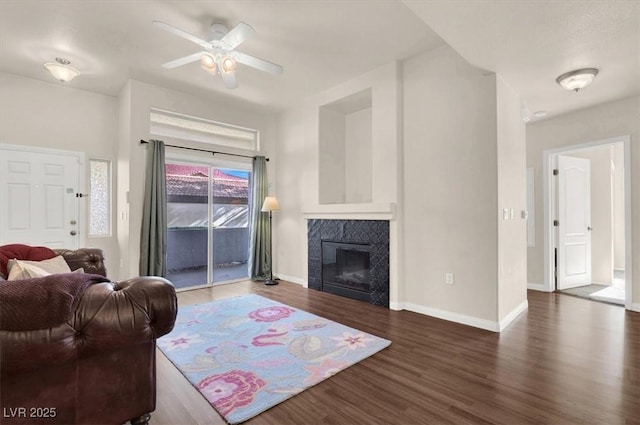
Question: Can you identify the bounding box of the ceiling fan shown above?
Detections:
[153,20,284,89]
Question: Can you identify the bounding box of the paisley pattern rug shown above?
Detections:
[157,294,391,424]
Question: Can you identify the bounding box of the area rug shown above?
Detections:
[157,294,391,424]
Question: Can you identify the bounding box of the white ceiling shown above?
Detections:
[0,0,442,112]
[404,0,640,119]
[1,1,638,118]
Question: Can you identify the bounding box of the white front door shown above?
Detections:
[0,145,83,249]
[557,155,592,290]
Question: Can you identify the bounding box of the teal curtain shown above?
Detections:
[139,140,167,276]
[248,156,269,280]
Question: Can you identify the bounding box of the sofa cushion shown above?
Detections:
[7,261,50,280]
[0,244,57,278]
[7,256,77,280]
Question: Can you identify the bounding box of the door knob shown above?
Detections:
[587,226,593,231]
[70,230,77,236]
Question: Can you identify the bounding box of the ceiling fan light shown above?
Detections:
[44,58,80,82]
[221,56,237,73]
[201,54,216,70]
[556,68,599,92]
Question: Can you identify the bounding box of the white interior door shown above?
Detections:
[557,155,592,290]
[0,146,82,249]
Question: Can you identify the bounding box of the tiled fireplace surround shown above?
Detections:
[307,219,390,307]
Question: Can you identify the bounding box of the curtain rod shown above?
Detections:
[139,139,268,161]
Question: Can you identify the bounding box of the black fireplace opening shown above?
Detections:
[308,219,389,307]
[321,241,371,302]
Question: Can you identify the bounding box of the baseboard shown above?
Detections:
[402,302,501,332]
[275,274,307,287]
[499,300,528,331]
[389,301,404,311]
[630,303,640,313]
[528,282,550,292]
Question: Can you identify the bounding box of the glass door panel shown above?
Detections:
[211,167,251,284]
[165,162,211,290]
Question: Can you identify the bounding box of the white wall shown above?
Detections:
[118,79,277,279]
[116,81,132,280]
[274,107,313,284]
[403,45,500,324]
[612,143,625,270]
[318,107,346,204]
[526,95,639,308]
[496,76,528,322]
[345,108,373,203]
[0,72,119,273]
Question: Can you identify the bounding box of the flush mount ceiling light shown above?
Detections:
[44,57,80,82]
[556,68,599,92]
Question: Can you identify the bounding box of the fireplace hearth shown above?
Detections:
[308,219,389,307]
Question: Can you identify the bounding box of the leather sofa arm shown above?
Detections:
[114,276,178,338]
[73,277,178,352]
[1,277,177,373]
[54,248,107,276]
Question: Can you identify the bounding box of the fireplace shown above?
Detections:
[308,219,389,307]
[322,241,371,301]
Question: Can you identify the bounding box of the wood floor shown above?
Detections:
[151,281,640,425]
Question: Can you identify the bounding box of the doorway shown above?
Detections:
[543,136,632,308]
[164,158,252,290]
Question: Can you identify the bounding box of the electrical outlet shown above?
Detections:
[445,273,454,285]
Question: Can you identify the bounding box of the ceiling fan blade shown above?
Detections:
[220,22,255,49]
[235,51,284,75]
[161,51,207,69]
[153,21,211,49]
[220,72,238,89]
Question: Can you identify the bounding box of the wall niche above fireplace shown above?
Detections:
[308,219,389,307]
[318,88,372,205]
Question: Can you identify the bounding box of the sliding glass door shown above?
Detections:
[165,160,251,290]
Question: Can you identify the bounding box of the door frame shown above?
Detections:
[543,135,632,309]
[0,143,86,248]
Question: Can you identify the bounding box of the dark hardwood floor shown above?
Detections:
[151,281,640,425]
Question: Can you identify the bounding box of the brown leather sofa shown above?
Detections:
[0,248,178,425]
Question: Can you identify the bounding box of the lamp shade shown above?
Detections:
[261,196,280,212]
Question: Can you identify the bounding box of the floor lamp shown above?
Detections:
[261,196,280,285]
